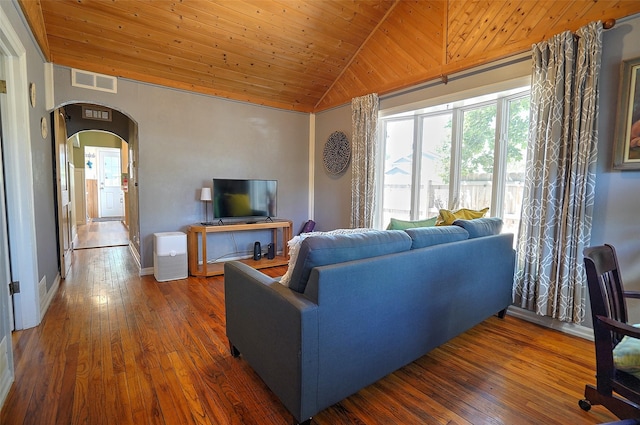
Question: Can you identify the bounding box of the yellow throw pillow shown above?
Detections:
[226,194,252,216]
[436,207,489,226]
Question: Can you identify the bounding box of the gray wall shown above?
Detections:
[54,68,310,269]
[591,14,640,321]
[2,1,59,293]
[313,105,353,231]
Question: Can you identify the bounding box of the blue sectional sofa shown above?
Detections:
[224,218,515,424]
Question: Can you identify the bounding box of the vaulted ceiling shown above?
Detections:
[18,1,640,113]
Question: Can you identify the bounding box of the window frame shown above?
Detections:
[376,85,531,229]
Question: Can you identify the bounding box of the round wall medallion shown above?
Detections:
[323,131,350,175]
[40,116,48,138]
[29,83,36,107]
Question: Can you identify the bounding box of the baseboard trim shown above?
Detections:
[128,242,143,275]
[0,336,14,410]
[507,305,594,341]
[140,267,154,276]
[40,274,60,321]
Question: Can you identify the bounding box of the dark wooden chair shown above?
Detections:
[581,244,640,421]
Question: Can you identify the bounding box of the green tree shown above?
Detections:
[460,104,497,179]
[437,96,530,182]
[505,96,530,173]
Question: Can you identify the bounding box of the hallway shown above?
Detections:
[74,219,128,250]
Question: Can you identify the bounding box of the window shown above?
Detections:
[379,87,530,237]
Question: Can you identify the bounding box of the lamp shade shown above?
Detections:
[200,187,212,201]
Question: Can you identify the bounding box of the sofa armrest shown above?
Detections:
[224,261,319,423]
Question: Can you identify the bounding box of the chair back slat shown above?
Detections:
[584,244,628,347]
[581,244,640,417]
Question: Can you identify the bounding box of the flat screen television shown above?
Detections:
[212,178,277,220]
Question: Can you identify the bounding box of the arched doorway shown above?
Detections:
[73,131,129,249]
[53,103,140,270]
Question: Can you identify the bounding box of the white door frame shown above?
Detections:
[0,101,14,408]
[0,8,41,331]
[0,4,42,408]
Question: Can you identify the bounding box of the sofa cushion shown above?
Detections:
[404,226,469,249]
[613,331,640,379]
[386,216,437,230]
[286,230,412,293]
[453,217,503,238]
[280,228,376,288]
[436,207,489,226]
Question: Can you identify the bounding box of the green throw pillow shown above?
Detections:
[386,216,438,230]
[613,331,640,379]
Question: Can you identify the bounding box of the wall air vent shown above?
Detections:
[71,69,117,93]
[82,105,112,122]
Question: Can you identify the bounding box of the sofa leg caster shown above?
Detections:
[230,342,240,358]
[297,418,311,425]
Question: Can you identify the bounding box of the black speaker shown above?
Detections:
[267,243,275,260]
[253,241,262,260]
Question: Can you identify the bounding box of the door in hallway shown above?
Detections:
[54,108,73,278]
[98,148,124,218]
[0,72,15,405]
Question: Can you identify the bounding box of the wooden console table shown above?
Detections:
[187,219,293,277]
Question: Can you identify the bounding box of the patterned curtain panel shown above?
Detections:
[350,93,379,228]
[513,22,602,323]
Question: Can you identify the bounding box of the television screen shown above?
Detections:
[212,178,277,219]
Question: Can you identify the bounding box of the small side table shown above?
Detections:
[187,219,292,277]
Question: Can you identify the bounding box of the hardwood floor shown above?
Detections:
[74,219,129,250]
[1,247,619,424]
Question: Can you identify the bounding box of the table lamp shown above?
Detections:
[200,187,213,225]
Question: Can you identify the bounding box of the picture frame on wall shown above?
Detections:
[614,56,640,170]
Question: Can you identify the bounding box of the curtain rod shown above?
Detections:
[380,53,531,102]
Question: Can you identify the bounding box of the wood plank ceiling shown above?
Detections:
[18,1,640,113]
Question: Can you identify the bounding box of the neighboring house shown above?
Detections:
[1,0,640,412]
